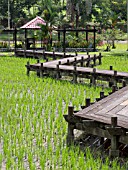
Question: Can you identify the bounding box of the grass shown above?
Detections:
[0,46,128,169]
[96,43,128,72]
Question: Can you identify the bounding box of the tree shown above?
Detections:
[0,0,38,27]
[66,0,92,28]
[0,0,127,31]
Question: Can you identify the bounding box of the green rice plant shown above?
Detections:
[0,153,3,169]
[0,54,127,169]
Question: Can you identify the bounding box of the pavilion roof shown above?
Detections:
[20,16,46,29]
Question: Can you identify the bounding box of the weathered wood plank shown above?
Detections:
[74,86,128,129]
[74,86,128,116]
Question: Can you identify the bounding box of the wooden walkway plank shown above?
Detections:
[29,64,128,80]
[25,50,128,84]
[74,86,128,116]
[74,86,128,129]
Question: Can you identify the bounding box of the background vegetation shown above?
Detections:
[0,0,127,31]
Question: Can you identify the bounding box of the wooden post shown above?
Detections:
[100,91,104,99]
[40,63,44,77]
[86,98,90,107]
[93,26,96,52]
[64,52,66,58]
[109,66,114,87]
[96,92,105,101]
[93,54,96,66]
[81,56,84,67]
[53,50,56,60]
[58,25,60,42]
[36,70,40,77]
[114,70,117,76]
[56,64,60,79]
[113,70,117,86]
[81,98,90,109]
[86,26,88,42]
[91,68,96,85]
[122,80,126,87]
[109,117,119,157]
[67,59,70,65]
[63,28,66,53]
[86,55,90,67]
[36,60,40,77]
[100,137,104,145]
[99,53,102,65]
[73,66,77,83]
[58,61,61,65]
[73,57,77,66]
[110,66,113,70]
[46,58,48,62]
[25,28,27,50]
[74,57,77,62]
[56,61,61,79]
[112,85,117,93]
[26,61,30,76]
[67,106,74,146]
[43,50,46,60]
[14,27,17,54]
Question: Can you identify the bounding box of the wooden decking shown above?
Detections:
[74,86,128,129]
[64,86,128,157]
[26,51,128,85]
[29,52,101,66]
[16,49,75,58]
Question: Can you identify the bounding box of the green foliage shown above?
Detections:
[68,36,88,48]
[53,41,62,47]
[102,28,124,50]
[0,0,127,43]
[0,42,8,48]
[58,33,103,48]
[15,42,22,48]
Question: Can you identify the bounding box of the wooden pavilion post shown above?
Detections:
[14,27,17,54]
[25,28,27,50]
[93,26,96,52]
[86,25,89,42]
[63,27,66,52]
[58,25,60,42]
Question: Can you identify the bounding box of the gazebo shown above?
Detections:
[20,16,46,50]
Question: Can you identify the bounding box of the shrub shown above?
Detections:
[53,41,62,47]
[16,43,22,48]
[0,41,8,48]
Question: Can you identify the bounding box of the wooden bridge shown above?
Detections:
[25,51,128,86]
[16,49,75,59]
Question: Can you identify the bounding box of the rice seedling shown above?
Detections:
[0,55,127,169]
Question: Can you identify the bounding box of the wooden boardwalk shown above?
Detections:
[64,86,128,157]
[28,53,101,66]
[16,49,75,58]
[26,51,128,85]
[74,86,128,129]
